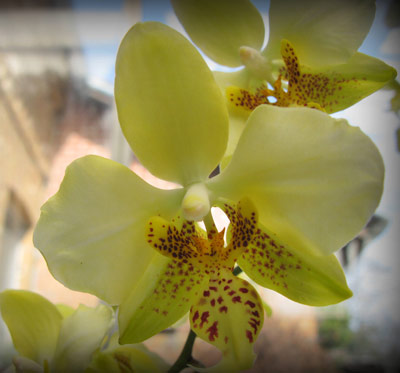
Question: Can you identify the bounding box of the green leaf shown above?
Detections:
[264,0,375,67]
[119,253,206,344]
[33,155,184,305]
[172,0,265,67]
[0,290,62,365]
[115,22,228,186]
[208,105,384,256]
[51,304,113,373]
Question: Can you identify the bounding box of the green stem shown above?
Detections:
[168,329,197,373]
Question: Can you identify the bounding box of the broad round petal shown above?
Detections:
[52,304,113,372]
[208,105,384,256]
[264,0,375,67]
[0,290,62,365]
[172,0,265,67]
[115,22,228,186]
[33,155,184,305]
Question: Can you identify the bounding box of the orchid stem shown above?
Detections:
[168,329,197,373]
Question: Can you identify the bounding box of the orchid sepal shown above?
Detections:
[115,21,228,186]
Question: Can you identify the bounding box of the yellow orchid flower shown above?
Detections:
[33,22,384,370]
[172,0,397,160]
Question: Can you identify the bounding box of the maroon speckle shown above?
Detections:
[207,321,219,341]
[249,318,260,334]
[246,330,253,343]
[219,306,228,313]
[245,300,256,308]
[232,296,242,303]
[192,310,199,323]
[239,288,248,293]
[200,311,210,328]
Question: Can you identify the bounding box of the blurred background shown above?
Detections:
[0,0,399,371]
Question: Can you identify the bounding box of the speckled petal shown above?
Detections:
[118,253,206,344]
[172,0,264,67]
[0,290,62,365]
[33,155,184,305]
[115,22,228,186]
[264,0,375,67]
[208,105,384,256]
[239,221,352,306]
[280,41,397,113]
[190,269,263,372]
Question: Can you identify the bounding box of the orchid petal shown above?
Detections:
[33,155,184,305]
[0,290,62,365]
[208,105,384,256]
[280,41,397,113]
[190,269,264,371]
[218,198,351,305]
[52,304,113,372]
[172,0,264,67]
[119,253,206,344]
[115,22,228,186]
[264,0,375,67]
[238,221,351,305]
